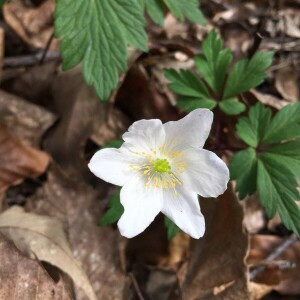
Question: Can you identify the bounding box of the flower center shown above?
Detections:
[152,158,171,174]
[129,141,187,195]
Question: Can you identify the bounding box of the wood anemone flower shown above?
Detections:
[88,109,229,238]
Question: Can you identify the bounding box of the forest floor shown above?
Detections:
[0,0,299,299]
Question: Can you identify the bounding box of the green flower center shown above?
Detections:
[152,158,172,174]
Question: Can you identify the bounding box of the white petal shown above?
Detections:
[162,187,205,239]
[122,119,165,152]
[88,147,139,186]
[117,177,163,238]
[180,148,229,198]
[164,109,213,149]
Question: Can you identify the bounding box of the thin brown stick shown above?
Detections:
[129,272,145,300]
[4,51,59,67]
[40,33,55,65]
[250,234,299,281]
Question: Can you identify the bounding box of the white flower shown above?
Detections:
[88,109,229,239]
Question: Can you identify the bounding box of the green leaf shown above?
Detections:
[164,0,206,24]
[223,51,274,99]
[104,139,124,148]
[99,188,124,225]
[177,97,216,112]
[262,102,300,144]
[164,69,210,98]
[236,103,272,147]
[195,30,232,94]
[267,141,300,177]
[55,0,148,100]
[229,148,257,199]
[219,98,246,115]
[142,0,165,26]
[257,157,300,235]
[233,103,300,236]
[164,216,180,239]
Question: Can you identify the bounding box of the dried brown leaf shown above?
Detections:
[29,165,127,300]
[0,125,50,192]
[0,206,97,300]
[0,89,56,147]
[275,67,299,102]
[0,232,73,300]
[43,69,106,177]
[248,235,300,296]
[243,195,266,234]
[181,184,249,300]
[3,0,59,50]
[250,89,290,110]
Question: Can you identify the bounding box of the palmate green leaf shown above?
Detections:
[236,103,271,147]
[164,216,180,239]
[164,0,206,24]
[177,97,216,112]
[229,148,257,199]
[223,51,274,99]
[99,188,124,225]
[219,97,246,115]
[257,157,300,235]
[195,30,232,94]
[55,0,148,100]
[267,141,300,177]
[164,69,210,98]
[232,103,300,236]
[262,102,300,144]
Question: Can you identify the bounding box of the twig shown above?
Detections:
[40,32,55,65]
[249,234,299,281]
[4,51,60,67]
[129,272,145,300]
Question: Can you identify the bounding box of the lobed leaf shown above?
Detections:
[164,69,210,98]
[232,103,300,236]
[164,216,180,239]
[195,30,232,94]
[223,52,274,99]
[140,0,164,26]
[229,148,257,200]
[99,188,124,225]
[164,0,206,24]
[262,102,300,144]
[55,0,148,100]
[236,102,271,147]
[257,157,300,235]
[219,97,246,115]
[177,97,216,112]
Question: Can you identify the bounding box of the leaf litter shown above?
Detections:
[0,0,300,299]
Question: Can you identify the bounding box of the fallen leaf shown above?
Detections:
[3,0,59,50]
[0,232,73,300]
[277,10,300,38]
[115,65,179,122]
[243,195,266,234]
[180,183,249,300]
[0,206,97,300]
[250,89,290,110]
[2,61,59,106]
[0,89,56,147]
[43,69,106,177]
[248,235,300,296]
[0,125,50,192]
[275,67,299,102]
[28,165,127,300]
